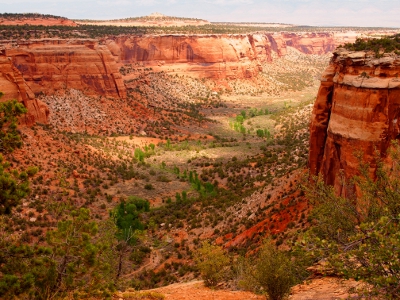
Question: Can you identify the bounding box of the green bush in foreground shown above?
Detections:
[194,241,230,287]
[239,239,306,300]
[302,141,400,299]
[0,94,28,153]
[0,209,117,299]
[0,154,38,214]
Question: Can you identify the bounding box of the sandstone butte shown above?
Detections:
[0,32,337,125]
[309,49,400,196]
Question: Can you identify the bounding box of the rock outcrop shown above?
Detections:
[283,32,336,55]
[3,39,126,99]
[0,56,49,125]
[309,49,400,195]
[1,39,127,125]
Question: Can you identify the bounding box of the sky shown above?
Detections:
[1,0,399,27]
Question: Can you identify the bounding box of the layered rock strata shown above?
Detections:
[309,49,400,195]
[3,39,126,99]
[0,56,49,125]
[0,32,337,125]
[107,32,336,79]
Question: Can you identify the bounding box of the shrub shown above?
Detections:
[144,183,154,190]
[342,34,400,57]
[0,96,28,153]
[194,241,230,287]
[239,239,301,300]
[302,141,400,298]
[122,290,165,300]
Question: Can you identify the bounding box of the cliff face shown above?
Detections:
[309,50,400,195]
[0,33,336,94]
[3,39,126,99]
[0,39,127,124]
[0,56,49,125]
[283,33,336,55]
[107,32,336,79]
[0,32,336,125]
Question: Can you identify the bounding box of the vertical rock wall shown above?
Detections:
[309,50,400,195]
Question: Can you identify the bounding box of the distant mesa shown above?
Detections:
[75,13,210,27]
[0,13,77,26]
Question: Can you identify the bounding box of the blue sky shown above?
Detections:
[1,0,399,27]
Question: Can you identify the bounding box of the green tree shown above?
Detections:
[236,115,244,124]
[0,95,28,153]
[0,209,116,299]
[0,155,38,214]
[112,196,150,279]
[194,241,230,287]
[0,94,37,214]
[240,239,303,300]
[46,208,115,298]
[134,148,145,162]
[0,216,55,299]
[302,141,400,298]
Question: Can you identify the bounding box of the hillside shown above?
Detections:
[75,13,210,27]
[0,13,77,26]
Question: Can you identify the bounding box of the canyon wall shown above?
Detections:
[0,39,126,124]
[0,32,337,124]
[106,32,336,79]
[0,33,337,93]
[309,49,400,196]
[2,39,126,99]
[0,56,49,125]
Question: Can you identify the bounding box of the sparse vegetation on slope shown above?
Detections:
[0,13,68,20]
[0,30,332,298]
[342,33,400,56]
[0,23,397,40]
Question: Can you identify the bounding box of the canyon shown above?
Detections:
[1,13,399,299]
[0,31,339,126]
[108,32,336,78]
[309,49,400,195]
[0,32,336,101]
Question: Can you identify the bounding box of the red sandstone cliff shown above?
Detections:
[3,39,126,99]
[0,32,336,125]
[0,32,336,98]
[283,33,336,54]
[106,32,336,79]
[309,49,400,195]
[0,39,127,125]
[0,56,49,125]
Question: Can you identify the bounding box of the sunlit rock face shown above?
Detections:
[0,32,336,125]
[0,55,49,125]
[2,39,126,99]
[309,49,400,196]
[108,32,336,79]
